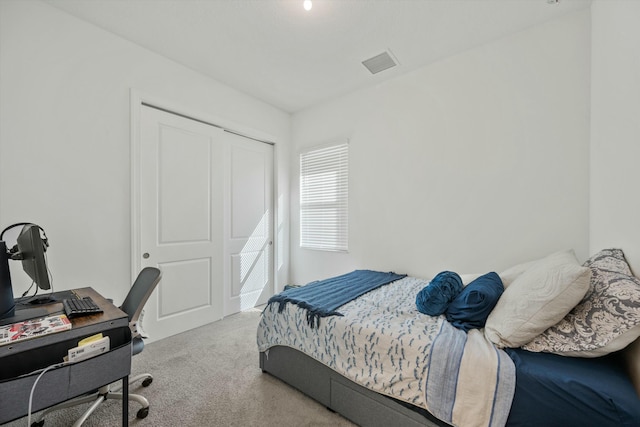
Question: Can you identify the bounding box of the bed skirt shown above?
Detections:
[260,345,450,427]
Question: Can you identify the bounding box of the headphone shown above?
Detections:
[0,222,49,254]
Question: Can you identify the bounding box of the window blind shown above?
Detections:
[300,142,349,252]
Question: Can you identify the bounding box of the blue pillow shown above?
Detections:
[445,272,504,332]
[416,271,463,316]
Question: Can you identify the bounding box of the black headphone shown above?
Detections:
[0,222,49,253]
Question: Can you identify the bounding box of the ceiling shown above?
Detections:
[44,0,591,113]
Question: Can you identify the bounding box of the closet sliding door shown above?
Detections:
[135,104,273,342]
[223,132,274,316]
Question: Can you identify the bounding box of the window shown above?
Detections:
[299,142,349,252]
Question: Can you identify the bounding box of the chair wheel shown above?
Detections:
[142,377,153,387]
[136,407,149,419]
[31,421,44,427]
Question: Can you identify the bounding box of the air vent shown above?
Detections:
[362,50,398,75]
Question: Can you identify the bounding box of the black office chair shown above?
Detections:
[33,267,162,427]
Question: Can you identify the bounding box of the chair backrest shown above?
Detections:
[120,267,162,337]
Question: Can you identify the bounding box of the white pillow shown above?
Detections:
[460,273,483,286]
[498,259,537,288]
[485,250,591,348]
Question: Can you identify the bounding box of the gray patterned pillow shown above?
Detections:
[583,248,632,275]
[522,249,640,357]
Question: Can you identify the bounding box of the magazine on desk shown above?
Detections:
[0,314,72,345]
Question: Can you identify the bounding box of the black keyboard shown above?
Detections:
[63,297,103,318]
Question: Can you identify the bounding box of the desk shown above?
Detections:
[0,288,132,425]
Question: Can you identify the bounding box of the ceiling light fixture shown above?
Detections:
[303,0,312,11]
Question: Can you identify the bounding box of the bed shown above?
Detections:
[257,249,640,427]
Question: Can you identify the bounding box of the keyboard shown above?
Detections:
[63,297,103,318]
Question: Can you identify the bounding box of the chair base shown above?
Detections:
[32,373,153,427]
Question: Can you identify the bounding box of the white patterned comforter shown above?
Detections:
[257,276,515,427]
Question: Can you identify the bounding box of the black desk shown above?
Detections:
[0,288,132,425]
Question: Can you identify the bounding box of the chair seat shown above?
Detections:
[132,336,144,355]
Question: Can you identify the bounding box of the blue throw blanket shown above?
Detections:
[267,270,407,328]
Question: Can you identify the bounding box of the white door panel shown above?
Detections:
[157,258,212,316]
[139,106,224,342]
[157,126,212,243]
[224,132,274,315]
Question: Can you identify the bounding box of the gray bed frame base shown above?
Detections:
[260,346,450,427]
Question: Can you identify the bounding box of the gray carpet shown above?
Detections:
[5,309,355,427]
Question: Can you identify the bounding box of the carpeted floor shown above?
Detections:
[5,309,355,427]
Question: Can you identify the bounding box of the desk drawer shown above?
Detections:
[0,326,130,380]
[0,341,131,424]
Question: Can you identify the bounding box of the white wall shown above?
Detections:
[590,0,640,275]
[290,10,591,285]
[0,1,290,302]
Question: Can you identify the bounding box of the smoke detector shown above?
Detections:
[362,50,399,75]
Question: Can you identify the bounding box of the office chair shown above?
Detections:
[32,267,162,427]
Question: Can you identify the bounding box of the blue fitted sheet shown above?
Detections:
[505,348,640,427]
